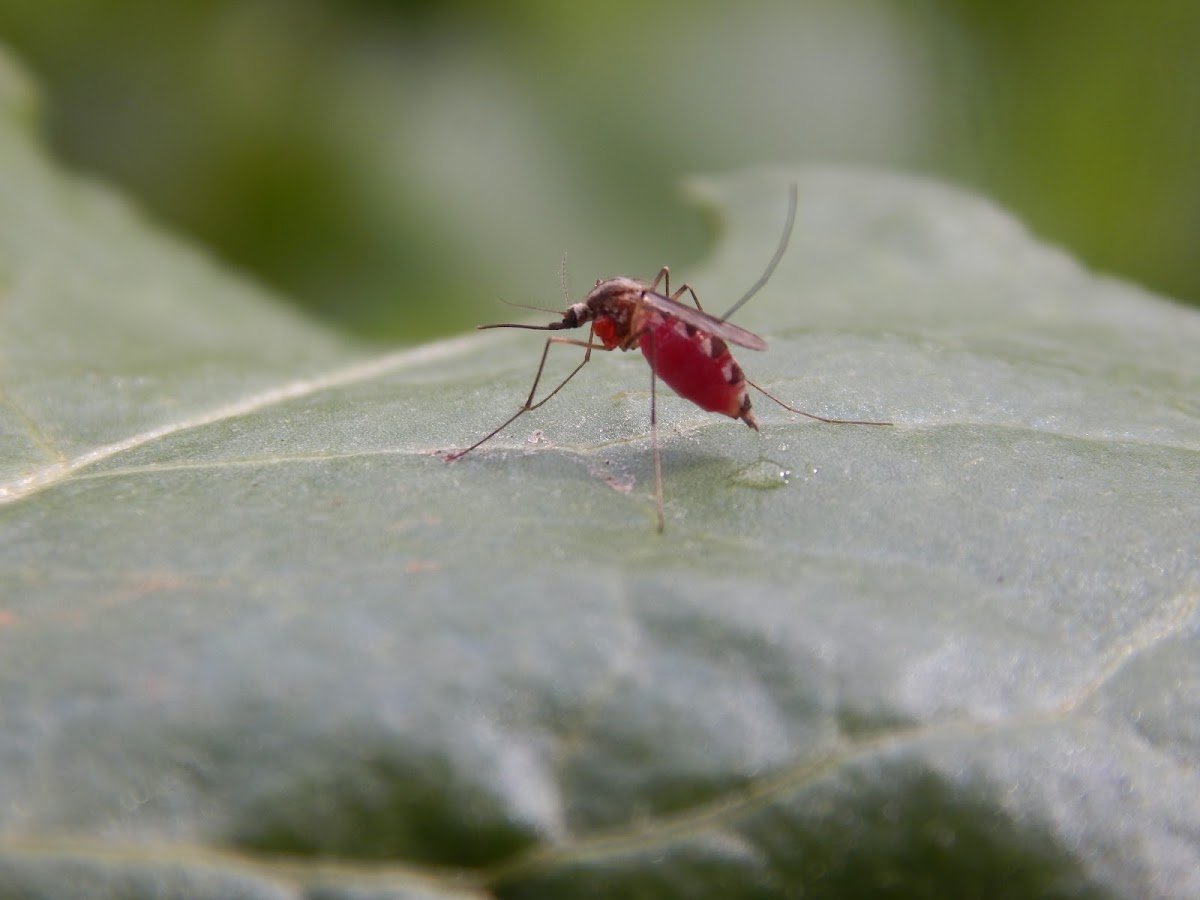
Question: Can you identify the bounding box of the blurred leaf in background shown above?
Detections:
[0,0,1196,341]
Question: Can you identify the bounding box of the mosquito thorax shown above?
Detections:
[582,277,644,337]
[584,276,645,308]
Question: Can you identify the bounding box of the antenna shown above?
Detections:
[559,252,572,304]
[495,297,562,315]
[719,183,798,322]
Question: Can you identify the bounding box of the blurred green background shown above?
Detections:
[1,0,1196,341]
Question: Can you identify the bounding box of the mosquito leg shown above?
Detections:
[627,323,666,531]
[445,330,608,460]
[645,265,711,318]
[671,283,704,311]
[747,378,893,427]
[647,330,666,532]
[524,336,606,411]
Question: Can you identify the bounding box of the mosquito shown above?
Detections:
[444,184,892,531]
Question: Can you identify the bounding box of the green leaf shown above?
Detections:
[2,63,1200,900]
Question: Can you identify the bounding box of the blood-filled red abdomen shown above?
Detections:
[638,315,754,425]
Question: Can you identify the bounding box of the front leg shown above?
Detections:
[445,328,611,460]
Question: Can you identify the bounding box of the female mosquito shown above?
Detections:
[444,185,891,531]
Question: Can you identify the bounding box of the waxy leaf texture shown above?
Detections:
[1,56,1199,899]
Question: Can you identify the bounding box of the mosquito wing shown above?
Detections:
[638,290,768,351]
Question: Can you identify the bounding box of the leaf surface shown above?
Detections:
[2,60,1199,899]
